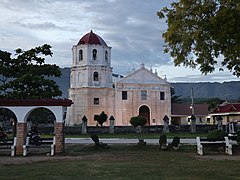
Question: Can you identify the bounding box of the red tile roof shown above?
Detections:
[0,98,73,107]
[210,103,240,114]
[77,30,108,46]
[171,103,210,116]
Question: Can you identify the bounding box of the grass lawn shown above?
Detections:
[0,144,239,180]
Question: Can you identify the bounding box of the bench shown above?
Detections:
[196,137,233,155]
[23,136,55,156]
[0,137,17,156]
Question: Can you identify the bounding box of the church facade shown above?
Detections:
[66,31,171,126]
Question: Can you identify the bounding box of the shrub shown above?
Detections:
[236,130,240,145]
[159,134,167,150]
[236,136,240,145]
[95,111,108,126]
[207,129,227,141]
[90,134,109,149]
[90,134,99,145]
[130,116,147,145]
[171,136,180,148]
[130,116,147,127]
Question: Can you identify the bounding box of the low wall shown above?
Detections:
[64,125,220,134]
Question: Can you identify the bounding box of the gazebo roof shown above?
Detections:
[0,98,73,107]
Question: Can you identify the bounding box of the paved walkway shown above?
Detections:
[65,138,197,145]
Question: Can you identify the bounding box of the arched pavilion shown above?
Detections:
[0,98,73,156]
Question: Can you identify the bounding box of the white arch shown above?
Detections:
[24,107,56,123]
[0,106,64,123]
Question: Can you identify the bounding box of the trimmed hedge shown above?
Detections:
[207,129,227,141]
[130,116,147,127]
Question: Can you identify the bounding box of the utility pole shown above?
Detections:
[191,87,195,115]
[190,87,196,133]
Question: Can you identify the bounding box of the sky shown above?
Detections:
[0,0,239,83]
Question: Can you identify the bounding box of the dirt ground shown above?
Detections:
[1,153,240,166]
[0,155,89,165]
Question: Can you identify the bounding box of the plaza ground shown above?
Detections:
[0,144,240,179]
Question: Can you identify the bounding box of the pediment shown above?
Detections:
[117,67,168,85]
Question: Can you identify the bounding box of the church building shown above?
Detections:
[66,31,171,126]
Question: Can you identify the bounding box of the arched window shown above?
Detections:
[93,72,98,81]
[105,50,108,61]
[79,50,83,61]
[92,49,97,60]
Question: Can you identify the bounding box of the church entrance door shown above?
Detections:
[139,105,150,126]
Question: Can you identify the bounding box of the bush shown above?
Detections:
[236,136,240,145]
[236,130,240,145]
[207,129,227,141]
[95,111,108,126]
[130,116,147,127]
[171,136,180,147]
[159,134,167,150]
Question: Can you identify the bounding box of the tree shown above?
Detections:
[95,111,108,126]
[205,97,224,111]
[130,116,147,145]
[171,87,183,103]
[158,0,240,76]
[0,44,62,98]
[129,116,147,127]
[27,108,55,124]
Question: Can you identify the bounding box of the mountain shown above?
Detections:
[57,68,240,100]
[171,82,240,99]
[53,67,71,99]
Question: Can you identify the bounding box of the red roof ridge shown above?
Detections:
[210,103,240,114]
[0,98,73,107]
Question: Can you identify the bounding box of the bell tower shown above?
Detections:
[67,31,114,126]
[70,30,112,88]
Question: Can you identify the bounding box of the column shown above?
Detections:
[54,122,64,154]
[16,123,27,156]
[81,116,88,134]
[109,116,115,134]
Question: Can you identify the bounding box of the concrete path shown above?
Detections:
[65,138,197,145]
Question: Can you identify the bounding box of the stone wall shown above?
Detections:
[64,125,219,134]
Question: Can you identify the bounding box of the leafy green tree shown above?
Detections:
[0,51,12,93]
[171,87,183,103]
[27,108,55,124]
[205,98,224,111]
[130,116,147,127]
[0,44,62,98]
[130,116,147,145]
[95,111,108,126]
[158,0,240,76]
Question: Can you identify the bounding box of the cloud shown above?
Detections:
[0,0,238,82]
[19,22,64,30]
[169,70,240,83]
